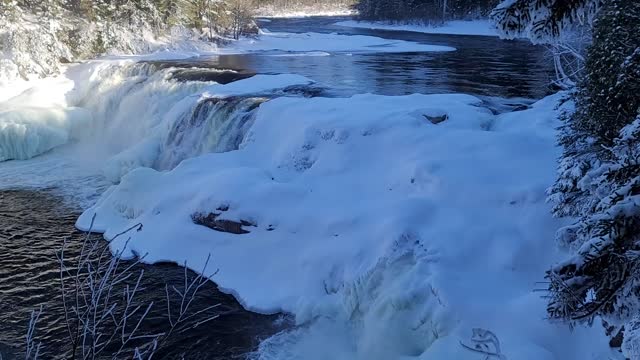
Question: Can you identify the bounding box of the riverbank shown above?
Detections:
[335,19,498,36]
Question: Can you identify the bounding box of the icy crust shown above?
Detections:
[77,92,611,359]
[335,19,499,37]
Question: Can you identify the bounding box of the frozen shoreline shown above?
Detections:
[255,7,356,18]
[335,19,499,37]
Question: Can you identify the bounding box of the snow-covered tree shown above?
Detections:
[494,0,640,342]
[548,0,640,222]
[491,0,602,43]
[547,113,640,325]
[354,0,499,23]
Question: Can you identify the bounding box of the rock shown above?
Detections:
[192,212,256,235]
[423,113,448,124]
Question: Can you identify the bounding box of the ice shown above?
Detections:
[0,106,91,161]
[0,73,93,161]
[217,30,456,54]
[335,20,499,37]
[201,74,314,97]
[77,92,613,359]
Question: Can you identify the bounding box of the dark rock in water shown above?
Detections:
[424,113,448,124]
[193,212,257,235]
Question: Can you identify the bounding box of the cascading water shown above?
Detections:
[157,96,267,170]
[65,62,272,182]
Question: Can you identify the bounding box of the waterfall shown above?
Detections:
[157,96,266,170]
[67,62,271,181]
[1,60,315,183]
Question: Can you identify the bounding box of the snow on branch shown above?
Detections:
[491,0,602,43]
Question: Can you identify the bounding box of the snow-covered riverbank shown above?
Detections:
[336,19,498,37]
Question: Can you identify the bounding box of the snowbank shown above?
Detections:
[219,30,456,54]
[255,2,356,18]
[77,92,612,359]
[335,19,498,37]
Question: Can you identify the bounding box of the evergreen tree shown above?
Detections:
[491,0,603,43]
[354,0,499,22]
[494,0,640,344]
[572,0,640,146]
[546,0,640,326]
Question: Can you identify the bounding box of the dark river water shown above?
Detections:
[0,16,554,359]
[165,16,554,99]
[0,190,284,359]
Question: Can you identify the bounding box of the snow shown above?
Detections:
[201,74,314,97]
[218,29,456,54]
[77,91,614,359]
[258,10,357,18]
[335,19,499,37]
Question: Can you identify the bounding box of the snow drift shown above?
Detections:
[77,92,612,359]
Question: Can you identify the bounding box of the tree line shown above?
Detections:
[0,0,257,53]
[353,0,500,22]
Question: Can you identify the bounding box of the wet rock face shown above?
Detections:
[192,212,257,235]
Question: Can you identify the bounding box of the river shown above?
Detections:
[0,16,554,359]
